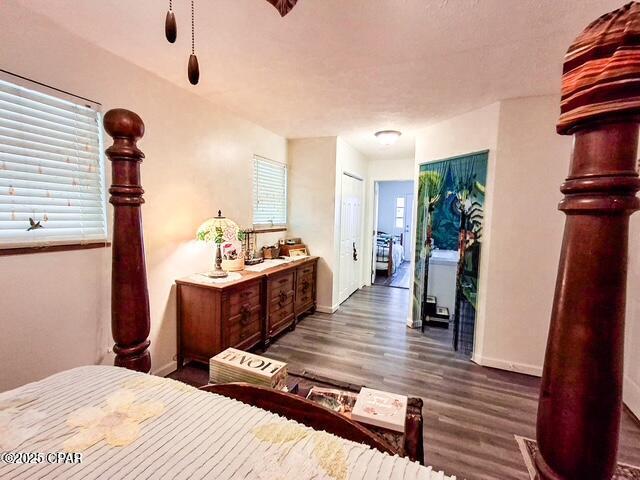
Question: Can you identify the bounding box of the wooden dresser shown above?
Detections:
[176,256,318,367]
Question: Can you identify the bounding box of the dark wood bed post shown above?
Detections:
[536,3,640,479]
[104,109,151,373]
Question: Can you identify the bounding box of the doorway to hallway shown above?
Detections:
[371,180,414,290]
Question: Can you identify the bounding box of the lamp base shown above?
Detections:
[205,269,228,279]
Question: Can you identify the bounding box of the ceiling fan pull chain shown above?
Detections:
[165,0,177,43]
[188,0,200,85]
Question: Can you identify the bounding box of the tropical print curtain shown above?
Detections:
[412,151,488,336]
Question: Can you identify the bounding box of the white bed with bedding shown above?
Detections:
[375,234,404,275]
[0,366,454,480]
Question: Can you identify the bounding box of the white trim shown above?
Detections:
[316,304,339,314]
[153,360,178,378]
[407,315,420,328]
[624,374,640,419]
[472,354,543,377]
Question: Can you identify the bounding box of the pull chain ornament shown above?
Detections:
[188,0,200,85]
[165,0,177,43]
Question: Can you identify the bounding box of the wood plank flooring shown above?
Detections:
[373,260,411,288]
[261,286,640,480]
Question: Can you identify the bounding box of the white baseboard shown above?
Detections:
[472,354,543,377]
[153,361,177,378]
[624,374,640,420]
[316,304,339,314]
[407,317,420,329]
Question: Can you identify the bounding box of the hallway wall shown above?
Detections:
[413,97,570,376]
[376,181,414,234]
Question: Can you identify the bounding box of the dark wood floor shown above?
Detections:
[373,260,411,288]
[261,286,640,480]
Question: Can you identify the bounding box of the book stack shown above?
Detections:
[209,348,287,390]
[352,387,408,433]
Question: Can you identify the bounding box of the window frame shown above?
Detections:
[252,154,288,231]
[0,70,109,255]
[395,196,405,229]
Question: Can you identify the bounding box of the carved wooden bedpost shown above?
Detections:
[536,3,640,479]
[104,109,151,373]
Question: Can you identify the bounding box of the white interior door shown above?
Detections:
[404,193,414,259]
[339,173,364,304]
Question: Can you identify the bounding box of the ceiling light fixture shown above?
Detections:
[375,130,402,146]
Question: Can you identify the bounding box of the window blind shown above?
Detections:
[253,155,287,227]
[0,74,106,249]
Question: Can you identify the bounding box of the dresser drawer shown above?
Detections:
[269,272,294,297]
[296,272,314,290]
[269,288,294,311]
[295,286,313,307]
[269,301,294,334]
[226,303,261,348]
[226,281,261,316]
[297,263,315,277]
[296,271,314,300]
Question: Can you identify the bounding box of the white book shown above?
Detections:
[351,387,407,433]
[210,348,287,389]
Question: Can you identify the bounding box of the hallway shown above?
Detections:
[264,286,640,480]
[373,260,411,289]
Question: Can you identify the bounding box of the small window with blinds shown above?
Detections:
[253,155,287,228]
[0,72,106,250]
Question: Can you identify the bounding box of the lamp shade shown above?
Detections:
[196,210,241,244]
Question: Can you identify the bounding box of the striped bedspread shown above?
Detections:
[0,366,454,479]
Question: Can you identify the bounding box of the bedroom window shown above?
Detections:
[395,197,405,229]
[253,155,287,229]
[0,72,106,252]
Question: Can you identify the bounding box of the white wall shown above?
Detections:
[288,137,369,312]
[287,137,338,312]
[334,138,369,305]
[414,96,640,418]
[376,181,414,234]
[412,103,501,335]
[0,2,286,390]
[413,98,569,375]
[480,96,569,375]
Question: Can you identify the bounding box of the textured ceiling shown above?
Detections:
[18,0,624,159]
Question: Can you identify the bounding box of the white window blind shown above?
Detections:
[0,73,106,249]
[253,155,287,227]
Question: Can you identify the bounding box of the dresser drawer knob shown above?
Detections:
[240,305,252,326]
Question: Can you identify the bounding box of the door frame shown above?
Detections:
[402,193,414,260]
[369,180,415,288]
